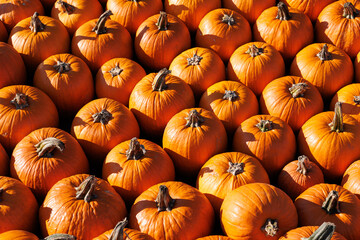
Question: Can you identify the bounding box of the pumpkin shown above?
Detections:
[222,0,276,25]
[164,0,221,32]
[196,151,270,214]
[129,181,215,240]
[39,174,127,239]
[0,231,76,240]
[196,236,232,240]
[107,0,163,36]
[253,2,313,61]
[51,0,103,35]
[135,11,191,71]
[260,76,324,132]
[33,53,94,118]
[221,182,298,240]
[103,137,175,205]
[10,127,89,199]
[295,183,360,240]
[0,0,44,31]
[277,155,324,200]
[0,143,8,176]
[330,83,360,120]
[0,21,7,42]
[71,98,140,167]
[8,12,70,72]
[199,80,259,136]
[95,57,146,107]
[0,176,38,234]
[290,43,353,100]
[0,85,59,152]
[279,222,347,240]
[283,0,335,22]
[342,160,360,198]
[129,68,195,138]
[0,42,26,89]
[316,1,360,58]
[195,8,252,62]
[163,108,227,178]
[169,47,226,98]
[233,114,296,178]
[298,102,360,181]
[72,10,132,72]
[227,42,285,96]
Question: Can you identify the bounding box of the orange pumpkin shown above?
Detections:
[0,21,7,42]
[196,236,231,240]
[221,183,298,239]
[196,8,252,62]
[283,0,335,22]
[330,83,360,121]
[342,160,360,198]
[227,42,285,96]
[72,10,132,72]
[95,58,146,107]
[0,230,38,240]
[10,127,89,199]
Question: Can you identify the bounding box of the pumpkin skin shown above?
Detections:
[222,0,276,25]
[0,85,59,152]
[0,21,7,42]
[0,176,38,234]
[0,0,44,31]
[163,108,227,178]
[283,0,335,22]
[93,226,153,240]
[0,42,26,89]
[330,83,360,121]
[295,184,360,240]
[227,42,285,96]
[196,152,270,214]
[279,224,347,240]
[169,47,226,98]
[102,138,175,205]
[71,98,140,165]
[129,181,215,240]
[95,58,146,107]
[8,13,70,72]
[316,0,360,59]
[135,11,191,71]
[199,80,259,136]
[0,230,38,240]
[342,160,360,198]
[196,8,252,62]
[129,69,195,138]
[290,43,353,100]
[51,0,103,36]
[260,76,324,132]
[196,236,231,240]
[221,183,298,240]
[233,115,296,178]
[253,2,313,61]
[39,174,127,240]
[107,0,163,36]
[164,0,221,32]
[10,127,89,199]
[72,10,133,72]
[33,53,94,118]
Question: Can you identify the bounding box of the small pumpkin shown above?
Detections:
[283,0,336,22]
[342,160,360,198]
[196,236,232,240]
[330,83,360,120]
[0,231,76,240]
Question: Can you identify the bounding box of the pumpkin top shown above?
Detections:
[276,2,292,20]
[92,10,113,35]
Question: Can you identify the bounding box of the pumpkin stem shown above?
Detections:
[11,93,29,110]
[35,137,65,158]
[322,190,341,214]
[57,0,75,14]
[246,44,264,57]
[126,137,146,160]
[75,175,97,203]
[92,109,113,125]
[156,11,169,30]
[289,83,309,98]
[329,102,344,133]
[109,218,132,240]
[42,234,77,240]
[276,2,291,20]
[0,188,3,202]
[223,90,239,101]
[353,96,360,104]
[109,65,123,77]
[92,10,113,35]
[262,219,279,237]
[187,53,203,66]
[53,60,71,73]
[155,185,175,212]
[152,68,171,91]
[256,119,273,132]
[185,109,205,127]
[222,13,235,25]
[227,162,244,175]
[317,44,333,61]
[296,155,312,175]
[29,12,45,33]
[302,222,336,240]
[343,2,359,19]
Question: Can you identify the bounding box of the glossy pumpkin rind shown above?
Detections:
[0,230,38,240]
[279,224,346,240]
[342,160,360,199]
[330,83,360,121]
[283,0,336,22]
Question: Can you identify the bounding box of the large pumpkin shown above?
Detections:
[283,0,335,22]
[342,160,360,198]
[330,83,360,121]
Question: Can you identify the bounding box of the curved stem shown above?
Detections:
[92,109,113,125]
[109,65,123,77]
[155,185,175,212]
[343,2,359,19]
[152,68,171,91]
[75,175,97,203]
[246,44,264,57]
[57,0,75,14]
[187,53,203,66]
[156,11,169,30]
[185,109,204,127]
[289,83,309,98]
[262,219,279,237]
[329,102,343,133]
[322,190,340,214]
[53,61,71,73]
[109,218,131,240]
[42,234,77,240]
[317,44,333,61]
[222,13,235,25]
[227,162,244,175]
[92,10,113,35]
[35,137,65,158]
[11,93,29,110]
[126,137,146,160]
[30,12,45,33]
[223,90,239,101]
[256,119,273,132]
[302,222,336,240]
[296,155,312,175]
[276,2,291,20]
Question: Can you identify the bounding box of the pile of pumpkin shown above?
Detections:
[2,0,360,239]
